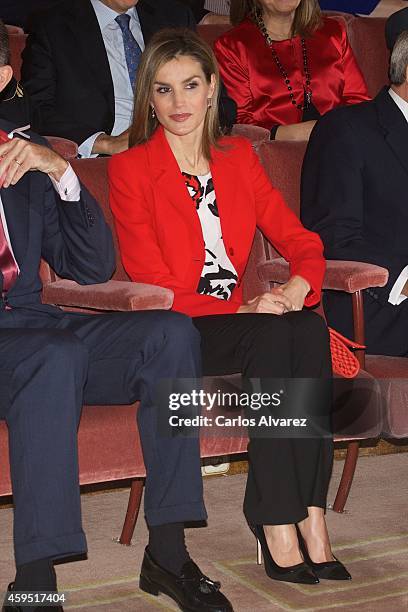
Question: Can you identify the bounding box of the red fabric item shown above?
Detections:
[109,127,325,318]
[0,128,9,189]
[214,16,370,130]
[329,327,364,378]
[0,214,18,292]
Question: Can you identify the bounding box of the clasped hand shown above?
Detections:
[0,137,68,187]
[238,275,311,315]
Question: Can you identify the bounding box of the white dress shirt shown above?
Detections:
[386,88,408,305]
[0,165,81,272]
[79,0,145,158]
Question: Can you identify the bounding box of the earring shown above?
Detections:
[151,107,156,119]
[207,98,212,109]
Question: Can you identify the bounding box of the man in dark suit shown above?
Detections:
[20,0,235,157]
[301,8,408,357]
[0,22,232,612]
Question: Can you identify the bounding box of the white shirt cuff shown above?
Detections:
[78,132,105,158]
[49,163,81,201]
[388,265,408,305]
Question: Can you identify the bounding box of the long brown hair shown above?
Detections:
[230,0,321,37]
[129,28,222,161]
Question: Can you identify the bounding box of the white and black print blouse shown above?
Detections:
[183,172,238,301]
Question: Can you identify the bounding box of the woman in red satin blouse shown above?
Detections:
[110,29,352,591]
[214,0,370,140]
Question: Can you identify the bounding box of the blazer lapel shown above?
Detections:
[376,87,408,178]
[148,128,205,257]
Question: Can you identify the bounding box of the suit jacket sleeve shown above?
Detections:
[108,152,240,317]
[41,175,115,284]
[243,140,325,306]
[21,17,99,143]
[301,112,404,305]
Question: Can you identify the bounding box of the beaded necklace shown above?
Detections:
[253,11,312,111]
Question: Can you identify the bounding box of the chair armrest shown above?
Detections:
[258,258,389,293]
[231,124,270,144]
[45,136,78,160]
[42,279,174,311]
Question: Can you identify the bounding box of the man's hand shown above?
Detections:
[92,128,130,156]
[0,137,68,186]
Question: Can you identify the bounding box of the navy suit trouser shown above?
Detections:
[0,307,205,566]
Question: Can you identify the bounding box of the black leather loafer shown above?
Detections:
[2,583,64,612]
[139,547,234,611]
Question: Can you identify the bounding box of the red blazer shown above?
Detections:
[108,127,325,318]
[214,17,370,130]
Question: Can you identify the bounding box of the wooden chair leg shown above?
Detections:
[118,478,144,545]
[332,441,359,513]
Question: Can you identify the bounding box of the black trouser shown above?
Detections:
[0,307,205,566]
[193,311,333,525]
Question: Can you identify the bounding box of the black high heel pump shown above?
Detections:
[296,525,352,581]
[251,525,319,585]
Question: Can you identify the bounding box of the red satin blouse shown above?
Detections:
[214,16,370,129]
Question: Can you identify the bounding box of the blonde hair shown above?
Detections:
[230,0,322,37]
[129,28,222,161]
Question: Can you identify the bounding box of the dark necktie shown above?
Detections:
[115,13,142,90]
[0,212,18,294]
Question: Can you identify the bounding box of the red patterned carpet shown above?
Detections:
[0,453,407,611]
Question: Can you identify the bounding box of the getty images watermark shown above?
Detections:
[155,378,335,438]
[168,389,308,429]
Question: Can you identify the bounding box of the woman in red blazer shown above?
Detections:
[109,29,351,592]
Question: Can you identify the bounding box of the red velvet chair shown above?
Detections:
[254,139,408,492]
[346,17,388,97]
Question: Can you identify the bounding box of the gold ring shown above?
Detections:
[14,159,22,166]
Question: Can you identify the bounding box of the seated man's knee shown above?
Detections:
[41,331,89,370]
[153,311,201,353]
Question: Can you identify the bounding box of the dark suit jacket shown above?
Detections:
[0,78,31,126]
[21,0,235,144]
[178,1,208,22]
[0,118,115,313]
[301,87,408,355]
